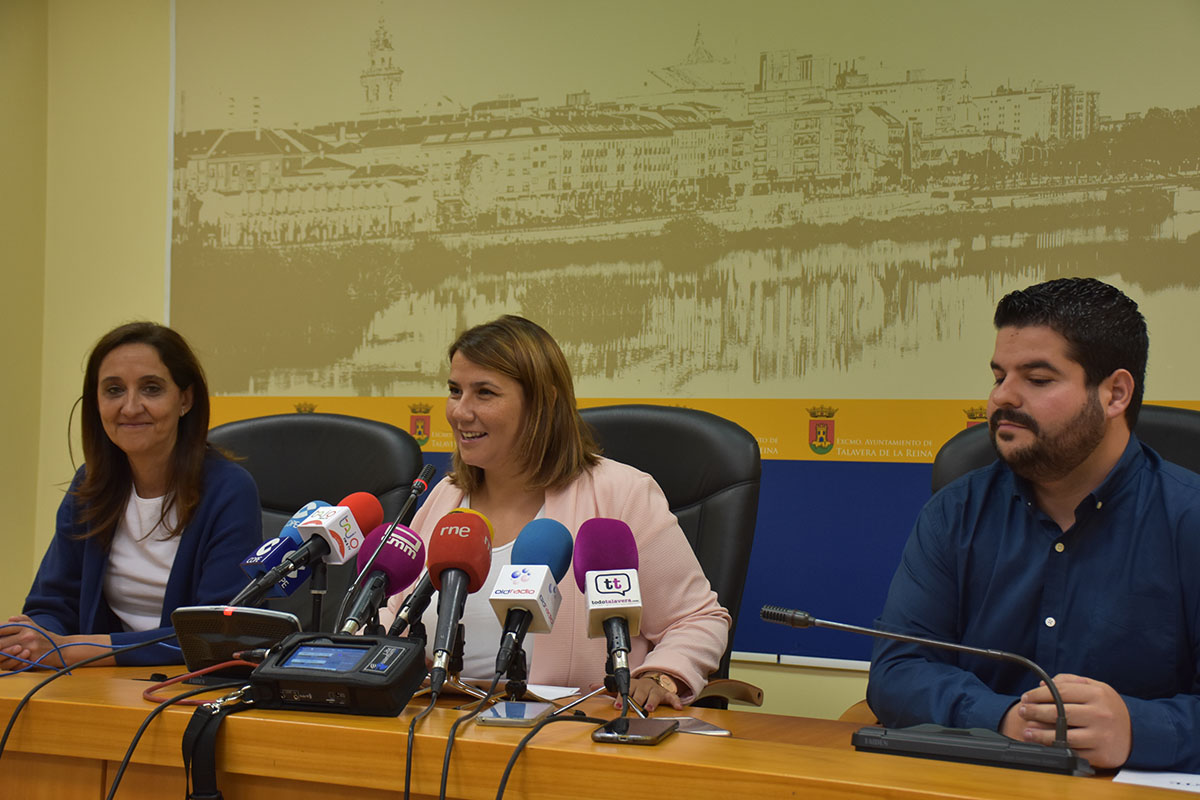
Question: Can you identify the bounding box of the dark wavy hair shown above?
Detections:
[75,322,217,546]
[447,315,599,494]
[994,277,1148,427]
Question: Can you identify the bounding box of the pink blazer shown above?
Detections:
[383,458,730,700]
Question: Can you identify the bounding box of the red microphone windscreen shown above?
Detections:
[426,509,493,593]
[338,492,384,533]
[572,518,638,593]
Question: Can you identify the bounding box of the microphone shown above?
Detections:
[294,492,383,566]
[426,509,493,695]
[340,465,436,617]
[760,605,1093,776]
[229,493,383,607]
[387,573,434,637]
[339,523,426,634]
[488,519,573,674]
[572,518,641,699]
[403,464,437,520]
[237,501,328,599]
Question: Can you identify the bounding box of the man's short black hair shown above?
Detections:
[994,277,1148,427]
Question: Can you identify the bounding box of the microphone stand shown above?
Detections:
[761,605,1092,776]
[446,623,488,702]
[407,618,427,647]
[307,561,327,632]
[503,647,528,701]
[412,623,489,704]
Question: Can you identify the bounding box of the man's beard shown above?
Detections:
[989,389,1106,482]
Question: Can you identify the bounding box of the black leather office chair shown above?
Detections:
[579,404,762,703]
[208,412,424,631]
[931,403,1200,493]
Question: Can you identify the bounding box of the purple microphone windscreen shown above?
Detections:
[512,518,574,583]
[358,523,426,594]
[572,517,638,593]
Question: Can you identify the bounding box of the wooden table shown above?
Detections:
[0,667,1165,799]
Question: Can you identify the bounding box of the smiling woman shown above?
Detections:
[382,315,730,712]
[0,323,262,671]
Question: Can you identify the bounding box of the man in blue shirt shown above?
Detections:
[868,277,1200,771]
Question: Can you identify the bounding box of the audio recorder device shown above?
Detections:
[249,632,426,716]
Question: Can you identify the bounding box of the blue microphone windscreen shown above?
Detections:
[512,518,574,583]
[279,500,330,544]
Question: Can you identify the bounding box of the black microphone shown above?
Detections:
[760,605,1093,776]
[387,572,434,637]
[337,464,436,623]
[398,463,437,525]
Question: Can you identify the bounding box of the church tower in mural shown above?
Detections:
[360,17,404,118]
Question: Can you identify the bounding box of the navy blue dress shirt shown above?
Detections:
[868,435,1200,771]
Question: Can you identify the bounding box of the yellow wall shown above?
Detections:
[13,0,171,615]
[1,0,49,615]
[11,0,859,718]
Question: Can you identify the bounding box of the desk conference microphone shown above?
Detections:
[760,605,1093,776]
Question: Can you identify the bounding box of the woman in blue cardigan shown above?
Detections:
[0,322,262,668]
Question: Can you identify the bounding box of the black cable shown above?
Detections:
[494,715,608,800]
[439,672,502,800]
[404,694,439,800]
[105,680,244,800]
[0,632,175,761]
[66,395,83,471]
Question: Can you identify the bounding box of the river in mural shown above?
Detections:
[173,187,1200,401]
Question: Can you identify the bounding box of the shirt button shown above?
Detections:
[1045,617,1057,628]
[1054,542,1065,553]
[1096,501,1103,510]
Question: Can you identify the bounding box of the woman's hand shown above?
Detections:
[0,615,114,671]
[618,673,684,712]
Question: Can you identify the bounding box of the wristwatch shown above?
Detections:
[643,672,679,695]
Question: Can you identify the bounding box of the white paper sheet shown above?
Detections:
[1114,770,1200,793]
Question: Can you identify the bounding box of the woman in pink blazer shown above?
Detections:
[383,315,728,710]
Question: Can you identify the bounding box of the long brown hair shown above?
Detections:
[447,315,599,494]
[74,322,216,546]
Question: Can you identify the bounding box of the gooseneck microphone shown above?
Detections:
[760,605,1092,776]
[573,518,642,700]
[339,523,426,634]
[489,518,574,675]
[426,509,494,696]
[337,465,436,625]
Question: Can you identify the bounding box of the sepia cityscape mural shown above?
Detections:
[170,0,1200,402]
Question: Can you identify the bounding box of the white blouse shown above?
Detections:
[102,490,181,632]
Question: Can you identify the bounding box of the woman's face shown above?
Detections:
[446,352,527,477]
[97,343,193,468]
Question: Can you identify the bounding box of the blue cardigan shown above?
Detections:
[24,453,262,666]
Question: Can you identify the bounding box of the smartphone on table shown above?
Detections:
[591,717,679,745]
[475,701,555,727]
